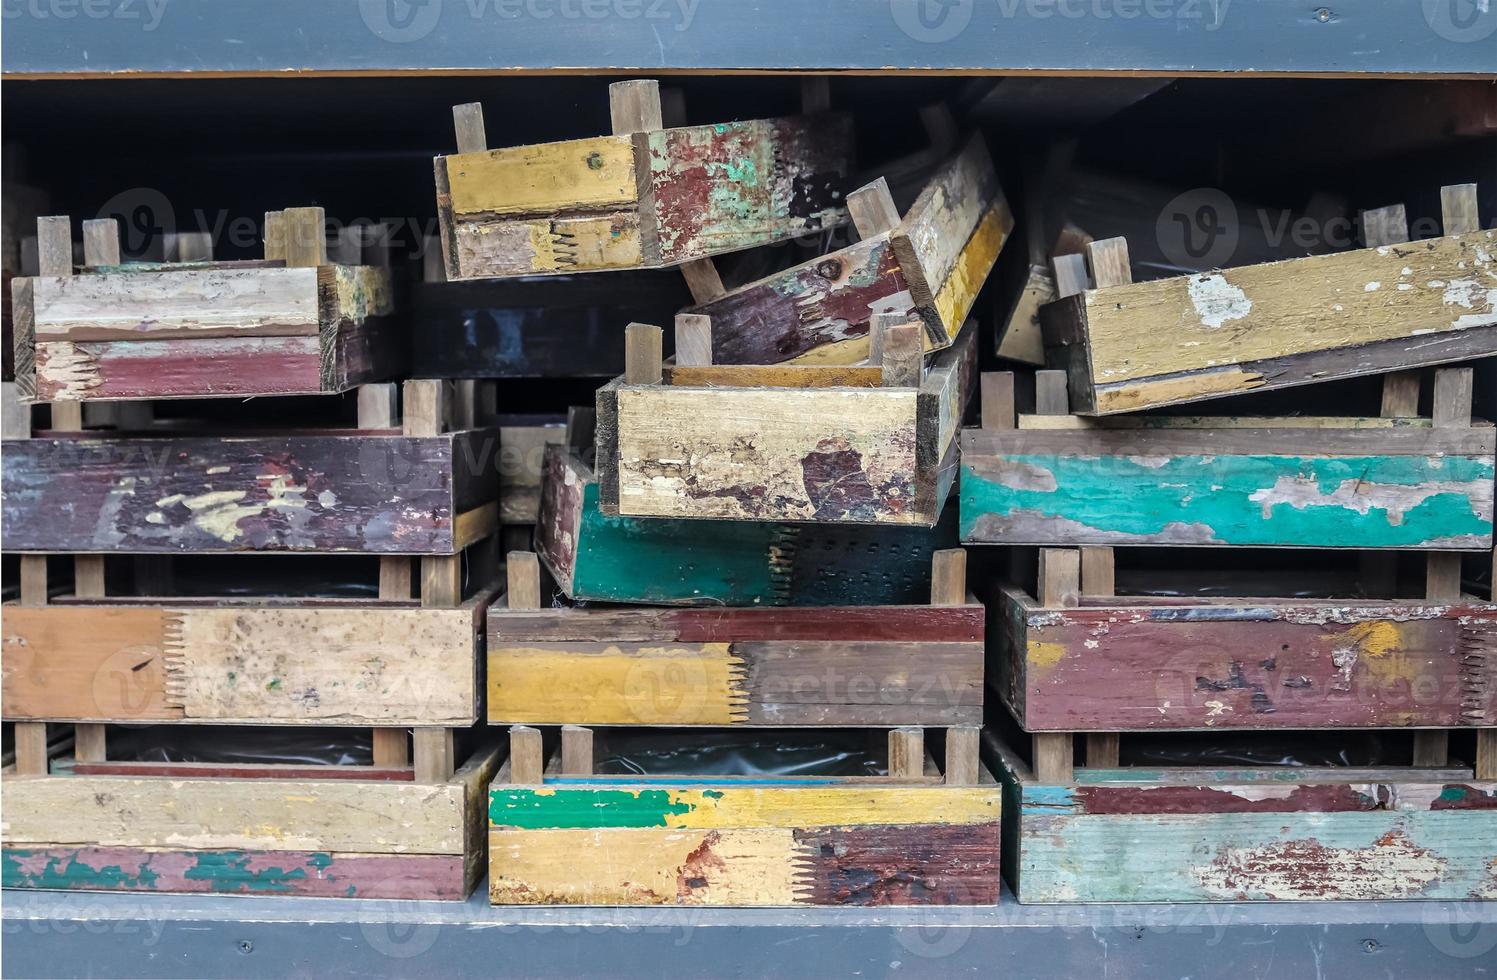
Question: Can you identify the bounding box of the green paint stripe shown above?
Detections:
[488,787,695,828]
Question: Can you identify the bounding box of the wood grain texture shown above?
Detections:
[996,588,1497,731]
[2,430,501,554]
[2,846,470,900]
[602,321,974,526]
[993,739,1497,903]
[960,424,1495,549]
[1,597,485,725]
[444,136,639,218]
[1044,230,1497,414]
[489,638,982,727]
[490,822,1000,906]
[665,365,884,388]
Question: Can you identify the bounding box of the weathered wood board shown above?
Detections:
[960,422,1495,549]
[1040,229,1497,414]
[408,273,691,378]
[694,137,1012,365]
[536,445,957,606]
[488,598,983,727]
[499,418,565,524]
[991,738,1497,903]
[1,429,501,554]
[489,776,1001,905]
[996,588,1497,731]
[2,591,491,725]
[14,263,400,402]
[436,115,852,279]
[597,320,976,526]
[2,745,503,901]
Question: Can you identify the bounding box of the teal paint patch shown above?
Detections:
[489,787,696,829]
[1439,786,1469,804]
[182,851,310,893]
[961,453,1494,547]
[1021,785,1079,813]
[2,849,158,891]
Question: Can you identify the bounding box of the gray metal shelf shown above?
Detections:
[3,0,1495,77]
[5,881,1497,978]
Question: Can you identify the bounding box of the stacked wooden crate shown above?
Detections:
[445,79,1012,906]
[963,185,1497,902]
[1,210,502,900]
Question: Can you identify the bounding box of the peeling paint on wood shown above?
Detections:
[997,587,1497,731]
[993,738,1497,903]
[961,424,1495,549]
[1,430,501,554]
[436,114,853,279]
[1043,230,1497,414]
[2,846,467,900]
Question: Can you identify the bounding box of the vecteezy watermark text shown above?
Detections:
[893,0,1230,42]
[2,0,169,31]
[359,0,699,43]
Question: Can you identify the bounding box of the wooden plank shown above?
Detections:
[281,207,327,268]
[847,177,901,238]
[32,266,322,342]
[2,433,497,554]
[421,555,463,608]
[997,264,1054,365]
[998,588,1497,731]
[960,426,1495,549]
[2,601,484,725]
[560,726,594,776]
[81,219,120,268]
[509,726,544,784]
[67,761,414,781]
[452,102,487,154]
[488,638,982,727]
[678,259,727,305]
[372,728,410,768]
[3,381,33,437]
[980,372,1015,431]
[1085,237,1131,288]
[665,365,882,388]
[1381,372,1423,417]
[888,728,924,779]
[673,313,712,368]
[1,846,468,900]
[930,548,967,606]
[505,551,542,610]
[13,723,49,776]
[879,322,924,388]
[1032,734,1074,783]
[608,79,663,133]
[945,727,981,786]
[624,322,663,385]
[36,216,72,278]
[3,774,471,854]
[444,136,639,219]
[1046,229,1497,414]
[490,822,1001,906]
[1441,183,1481,236]
[1038,549,1080,608]
[498,420,565,524]
[19,555,48,607]
[445,211,645,279]
[415,728,456,783]
[1361,203,1409,247]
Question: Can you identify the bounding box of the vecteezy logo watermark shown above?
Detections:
[1,0,170,31]
[1422,0,1497,42]
[891,0,975,42]
[1423,901,1497,959]
[1157,188,1239,270]
[96,187,177,260]
[360,0,700,42]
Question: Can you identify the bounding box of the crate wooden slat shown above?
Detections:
[995,587,1497,731]
[1,743,502,901]
[1040,190,1495,415]
[596,318,976,527]
[536,444,956,606]
[2,428,500,554]
[692,135,1011,365]
[990,736,1497,903]
[433,82,852,280]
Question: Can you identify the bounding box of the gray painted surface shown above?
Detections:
[3,0,1496,75]
[5,881,1497,978]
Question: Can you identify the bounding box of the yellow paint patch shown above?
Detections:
[490,827,803,905]
[933,202,1013,343]
[644,785,1000,830]
[784,333,871,366]
[489,643,747,725]
[1094,368,1266,413]
[446,136,639,217]
[1343,620,1423,689]
[1027,640,1069,676]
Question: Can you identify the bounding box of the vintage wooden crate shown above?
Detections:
[12,209,399,402]
[1,385,500,556]
[536,437,957,606]
[433,80,852,280]
[486,729,1002,907]
[689,135,1011,365]
[595,316,976,527]
[489,547,981,727]
[989,734,1497,903]
[2,741,502,901]
[960,369,1494,550]
[1039,183,1496,414]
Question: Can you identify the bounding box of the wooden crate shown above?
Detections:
[489,547,981,727]
[1,384,501,555]
[1038,183,1496,414]
[536,430,957,606]
[12,209,400,402]
[2,741,502,901]
[989,733,1497,903]
[595,316,976,527]
[689,134,1012,365]
[433,80,852,280]
[960,369,1494,550]
[486,729,1001,907]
